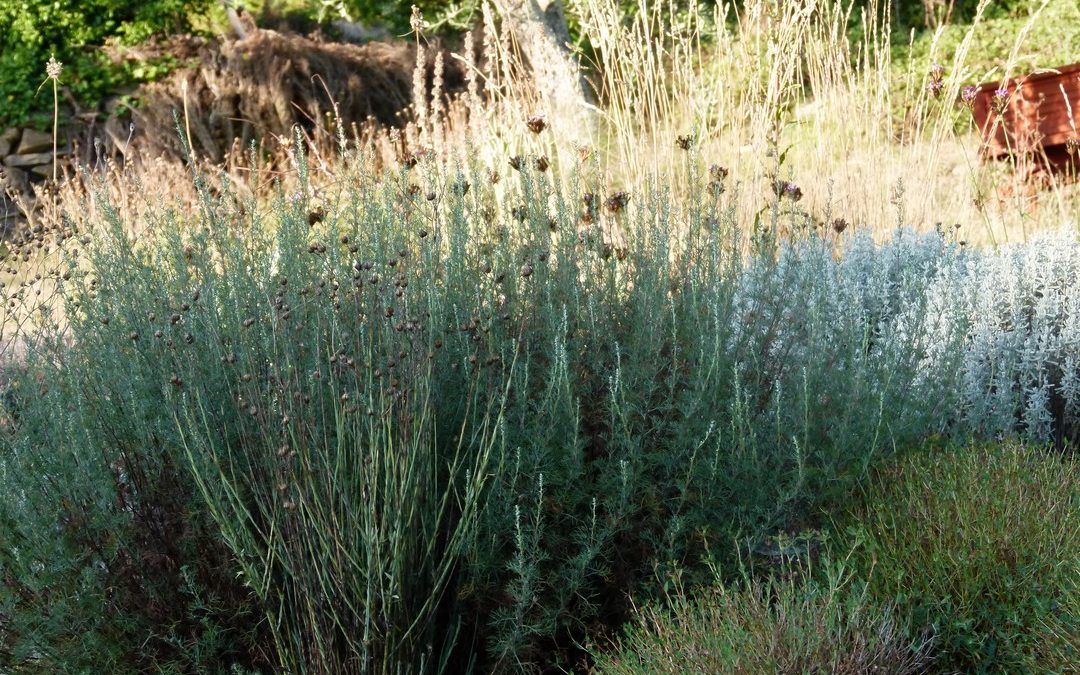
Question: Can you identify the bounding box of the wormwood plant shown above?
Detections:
[5,134,1080,671]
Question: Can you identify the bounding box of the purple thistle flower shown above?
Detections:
[991,88,1010,116]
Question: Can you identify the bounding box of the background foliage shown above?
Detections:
[0,0,211,128]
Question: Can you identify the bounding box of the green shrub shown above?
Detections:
[7,132,1080,670]
[837,443,1080,672]
[892,0,1044,31]
[590,564,933,674]
[0,137,964,671]
[0,0,212,127]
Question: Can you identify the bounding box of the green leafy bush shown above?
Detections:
[590,565,933,674]
[0,0,212,127]
[837,443,1080,672]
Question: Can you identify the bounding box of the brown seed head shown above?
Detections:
[527,114,548,133]
[605,191,630,213]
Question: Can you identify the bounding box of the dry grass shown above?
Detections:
[11,0,1080,256]
[570,0,1079,246]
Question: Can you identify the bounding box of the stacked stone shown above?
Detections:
[0,127,67,232]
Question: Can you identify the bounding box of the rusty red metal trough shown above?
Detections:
[971,63,1080,181]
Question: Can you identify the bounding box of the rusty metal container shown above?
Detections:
[971,63,1080,179]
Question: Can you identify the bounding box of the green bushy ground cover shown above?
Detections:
[837,442,1080,672]
[596,442,1080,673]
[590,565,934,674]
[1,139,1078,671]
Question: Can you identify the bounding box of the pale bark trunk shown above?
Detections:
[495,0,596,142]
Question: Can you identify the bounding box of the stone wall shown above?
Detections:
[0,126,68,233]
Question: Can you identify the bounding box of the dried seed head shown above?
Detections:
[605,191,630,213]
[45,54,63,81]
[832,218,849,234]
[509,156,524,172]
[676,134,693,150]
[527,114,548,133]
[533,156,549,172]
[772,179,803,202]
[521,263,534,278]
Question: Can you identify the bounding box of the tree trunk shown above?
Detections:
[495,0,596,142]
